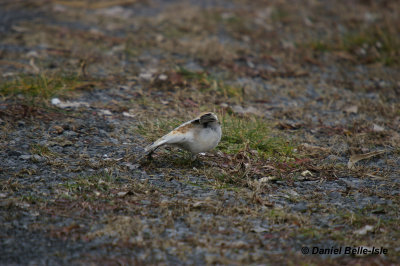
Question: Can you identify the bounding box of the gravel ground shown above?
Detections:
[1,0,399,265]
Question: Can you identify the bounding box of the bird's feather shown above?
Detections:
[142,112,220,158]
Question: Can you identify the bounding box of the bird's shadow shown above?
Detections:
[138,148,206,169]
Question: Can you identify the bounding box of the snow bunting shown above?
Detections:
[144,112,222,158]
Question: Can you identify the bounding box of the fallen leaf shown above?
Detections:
[51,98,90,109]
[251,225,268,233]
[29,58,40,74]
[124,163,139,170]
[354,225,374,235]
[301,170,313,177]
[51,125,64,134]
[192,201,206,208]
[122,110,136,118]
[372,124,385,132]
[259,176,278,183]
[98,109,112,116]
[344,105,358,114]
[169,72,183,84]
[230,240,249,249]
[117,191,133,197]
[277,121,302,130]
[95,6,133,19]
[348,150,385,169]
[232,105,261,116]
[365,173,386,180]
[333,51,357,62]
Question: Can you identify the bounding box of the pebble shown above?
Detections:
[32,155,45,162]
[292,202,308,212]
[19,155,32,160]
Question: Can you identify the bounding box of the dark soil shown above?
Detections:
[1,0,399,265]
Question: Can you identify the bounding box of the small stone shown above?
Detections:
[139,72,152,80]
[33,154,45,162]
[51,98,61,105]
[124,163,139,170]
[292,202,308,212]
[117,191,129,197]
[19,155,32,160]
[98,109,112,116]
[251,225,268,233]
[63,130,78,137]
[158,74,168,80]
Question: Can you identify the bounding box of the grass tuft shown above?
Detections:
[30,144,57,158]
[219,112,294,159]
[309,23,400,65]
[0,73,85,103]
[63,172,116,198]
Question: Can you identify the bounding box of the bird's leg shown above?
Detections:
[190,153,197,162]
[190,153,205,167]
[147,151,154,160]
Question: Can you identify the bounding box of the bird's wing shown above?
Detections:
[144,130,192,154]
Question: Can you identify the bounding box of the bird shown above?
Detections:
[144,112,222,159]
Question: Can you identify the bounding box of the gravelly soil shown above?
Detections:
[1,0,400,265]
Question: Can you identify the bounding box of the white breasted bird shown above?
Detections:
[144,112,222,158]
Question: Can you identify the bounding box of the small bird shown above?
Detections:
[144,112,222,159]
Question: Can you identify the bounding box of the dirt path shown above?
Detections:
[1,0,399,265]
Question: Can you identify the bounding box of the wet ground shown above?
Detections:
[1,0,399,265]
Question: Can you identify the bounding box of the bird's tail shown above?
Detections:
[144,138,167,155]
[135,138,166,163]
